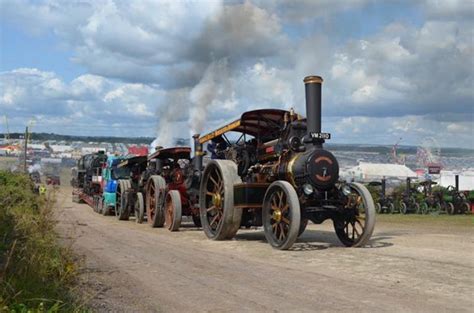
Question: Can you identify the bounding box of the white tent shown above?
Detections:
[435,170,474,191]
[343,162,417,181]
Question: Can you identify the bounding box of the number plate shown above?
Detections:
[309,132,331,140]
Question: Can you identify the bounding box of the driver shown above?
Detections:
[208,136,228,159]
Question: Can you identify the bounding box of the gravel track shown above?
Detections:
[55,188,474,313]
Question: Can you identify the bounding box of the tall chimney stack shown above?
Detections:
[303,75,324,147]
[193,134,203,172]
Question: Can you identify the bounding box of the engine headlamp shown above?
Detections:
[342,185,352,196]
[303,183,314,195]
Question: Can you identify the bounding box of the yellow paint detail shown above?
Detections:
[199,119,241,144]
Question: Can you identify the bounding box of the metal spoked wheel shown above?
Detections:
[92,195,99,213]
[262,181,301,250]
[165,190,182,231]
[400,202,408,215]
[334,182,376,247]
[421,202,429,215]
[135,192,145,224]
[388,202,395,214]
[115,180,131,220]
[446,202,455,215]
[462,202,470,215]
[415,202,421,214]
[199,160,242,240]
[376,202,382,214]
[146,175,166,227]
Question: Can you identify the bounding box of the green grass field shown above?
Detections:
[376,214,473,228]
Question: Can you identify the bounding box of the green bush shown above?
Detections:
[0,171,78,312]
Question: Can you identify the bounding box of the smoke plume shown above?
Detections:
[189,58,233,136]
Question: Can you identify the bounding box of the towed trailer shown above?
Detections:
[195,75,376,250]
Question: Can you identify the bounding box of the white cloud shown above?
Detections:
[1,0,473,147]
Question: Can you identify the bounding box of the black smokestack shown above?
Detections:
[303,75,324,147]
[381,178,386,197]
[193,134,203,172]
[455,174,459,191]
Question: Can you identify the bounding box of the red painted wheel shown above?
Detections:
[146,176,166,227]
[165,190,182,231]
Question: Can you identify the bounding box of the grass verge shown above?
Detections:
[0,171,80,312]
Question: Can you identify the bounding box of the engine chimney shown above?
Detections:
[303,75,324,147]
[193,134,203,172]
[455,174,459,191]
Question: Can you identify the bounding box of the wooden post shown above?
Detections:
[24,126,28,173]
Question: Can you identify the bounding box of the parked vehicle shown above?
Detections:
[71,151,107,207]
[116,155,149,222]
[442,185,470,215]
[99,155,137,216]
[368,179,394,214]
[419,180,441,214]
[196,75,376,250]
[144,147,202,231]
[396,178,421,214]
[46,174,60,186]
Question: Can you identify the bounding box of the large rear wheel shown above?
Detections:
[414,202,421,214]
[165,190,182,231]
[262,181,301,250]
[446,202,455,215]
[115,180,131,220]
[388,202,395,214]
[199,160,242,240]
[334,182,376,247]
[462,202,470,215]
[421,202,429,215]
[400,201,408,214]
[375,202,382,214]
[146,176,166,227]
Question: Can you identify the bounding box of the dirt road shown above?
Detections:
[55,189,473,313]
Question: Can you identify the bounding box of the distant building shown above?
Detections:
[128,145,148,156]
[343,162,418,182]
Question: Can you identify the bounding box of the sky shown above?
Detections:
[0,0,473,148]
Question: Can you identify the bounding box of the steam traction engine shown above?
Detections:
[145,147,202,231]
[196,75,376,250]
[71,151,108,206]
